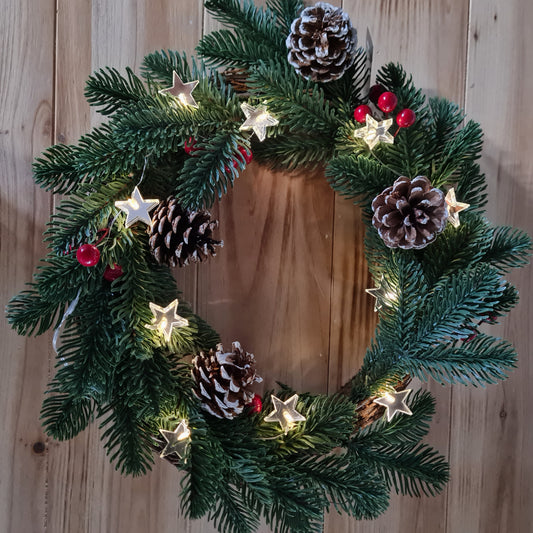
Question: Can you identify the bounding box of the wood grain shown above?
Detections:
[447,1,533,532]
[0,1,55,532]
[1,0,532,532]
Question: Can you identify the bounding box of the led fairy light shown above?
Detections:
[374,389,413,422]
[445,188,470,228]
[239,102,279,142]
[365,275,398,312]
[114,186,159,227]
[146,299,189,342]
[264,394,306,434]
[354,114,394,149]
[159,419,191,459]
[159,71,199,108]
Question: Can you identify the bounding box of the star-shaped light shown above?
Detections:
[159,71,199,108]
[239,103,279,142]
[146,299,189,342]
[365,275,397,312]
[354,114,394,149]
[264,394,306,434]
[445,188,470,228]
[374,389,413,422]
[159,419,191,459]
[115,186,159,227]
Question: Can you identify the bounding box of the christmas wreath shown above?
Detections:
[7,1,532,532]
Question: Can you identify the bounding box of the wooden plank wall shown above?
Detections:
[1,0,531,532]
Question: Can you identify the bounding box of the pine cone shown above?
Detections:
[286,2,357,83]
[192,342,263,419]
[148,197,223,267]
[372,176,447,249]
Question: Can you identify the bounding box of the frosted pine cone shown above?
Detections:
[148,197,222,267]
[286,2,357,83]
[192,342,263,419]
[372,176,447,249]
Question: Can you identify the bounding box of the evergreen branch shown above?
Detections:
[354,441,449,497]
[412,263,505,348]
[418,214,493,283]
[210,484,260,533]
[204,0,284,51]
[247,61,339,134]
[197,29,279,68]
[253,133,333,171]
[175,131,244,209]
[85,67,150,116]
[293,454,389,519]
[141,50,196,85]
[354,389,435,447]
[266,0,304,34]
[401,334,517,386]
[326,154,396,205]
[181,420,225,519]
[481,225,532,273]
[40,394,94,441]
[256,394,355,455]
[431,120,483,187]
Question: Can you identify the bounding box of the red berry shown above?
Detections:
[103,263,123,281]
[250,394,262,414]
[184,137,197,154]
[369,84,385,104]
[353,105,372,123]
[76,244,100,267]
[396,108,416,128]
[377,91,398,113]
[238,145,253,164]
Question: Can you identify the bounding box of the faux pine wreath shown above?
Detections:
[7,1,532,532]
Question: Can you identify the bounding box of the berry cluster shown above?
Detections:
[353,84,416,129]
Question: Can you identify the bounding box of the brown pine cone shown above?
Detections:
[372,176,447,250]
[148,197,223,267]
[192,342,263,419]
[286,2,357,83]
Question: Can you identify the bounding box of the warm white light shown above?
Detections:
[239,103,279,142]
[445,188,470,228]
[159,71,199,109]
[159,419,191,458]
[264,394,306,434]
[115,186,159,227]
[354,114,394,150]
[146,299,189,342]
[374,389,413,422]
[365,275,397,312]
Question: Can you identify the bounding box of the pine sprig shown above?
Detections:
[85,66,151,116]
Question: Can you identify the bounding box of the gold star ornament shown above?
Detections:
[159,419,191,459]
[365,275,397,312]
[264,394,306,434]
[159,71,199,108]
[354,114,394,150]
[239,103,279,142]
[374,389,413,422]
[146,299,189,342]
[445,188,470,228]
[115,186,159,228]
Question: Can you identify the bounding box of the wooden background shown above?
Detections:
[1,0,531,531]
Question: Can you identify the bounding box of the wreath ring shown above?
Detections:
[7,1,531,532]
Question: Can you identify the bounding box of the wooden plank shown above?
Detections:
[45,2,204,532]
[447,1,533,532]
[326,0,469,531]
[0,1,56,532]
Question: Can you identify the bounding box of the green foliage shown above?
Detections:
[6,0,532,530]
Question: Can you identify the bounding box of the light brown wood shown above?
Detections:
[1,0,532,532]
[0,1,55,533]
[447,1,533,532]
